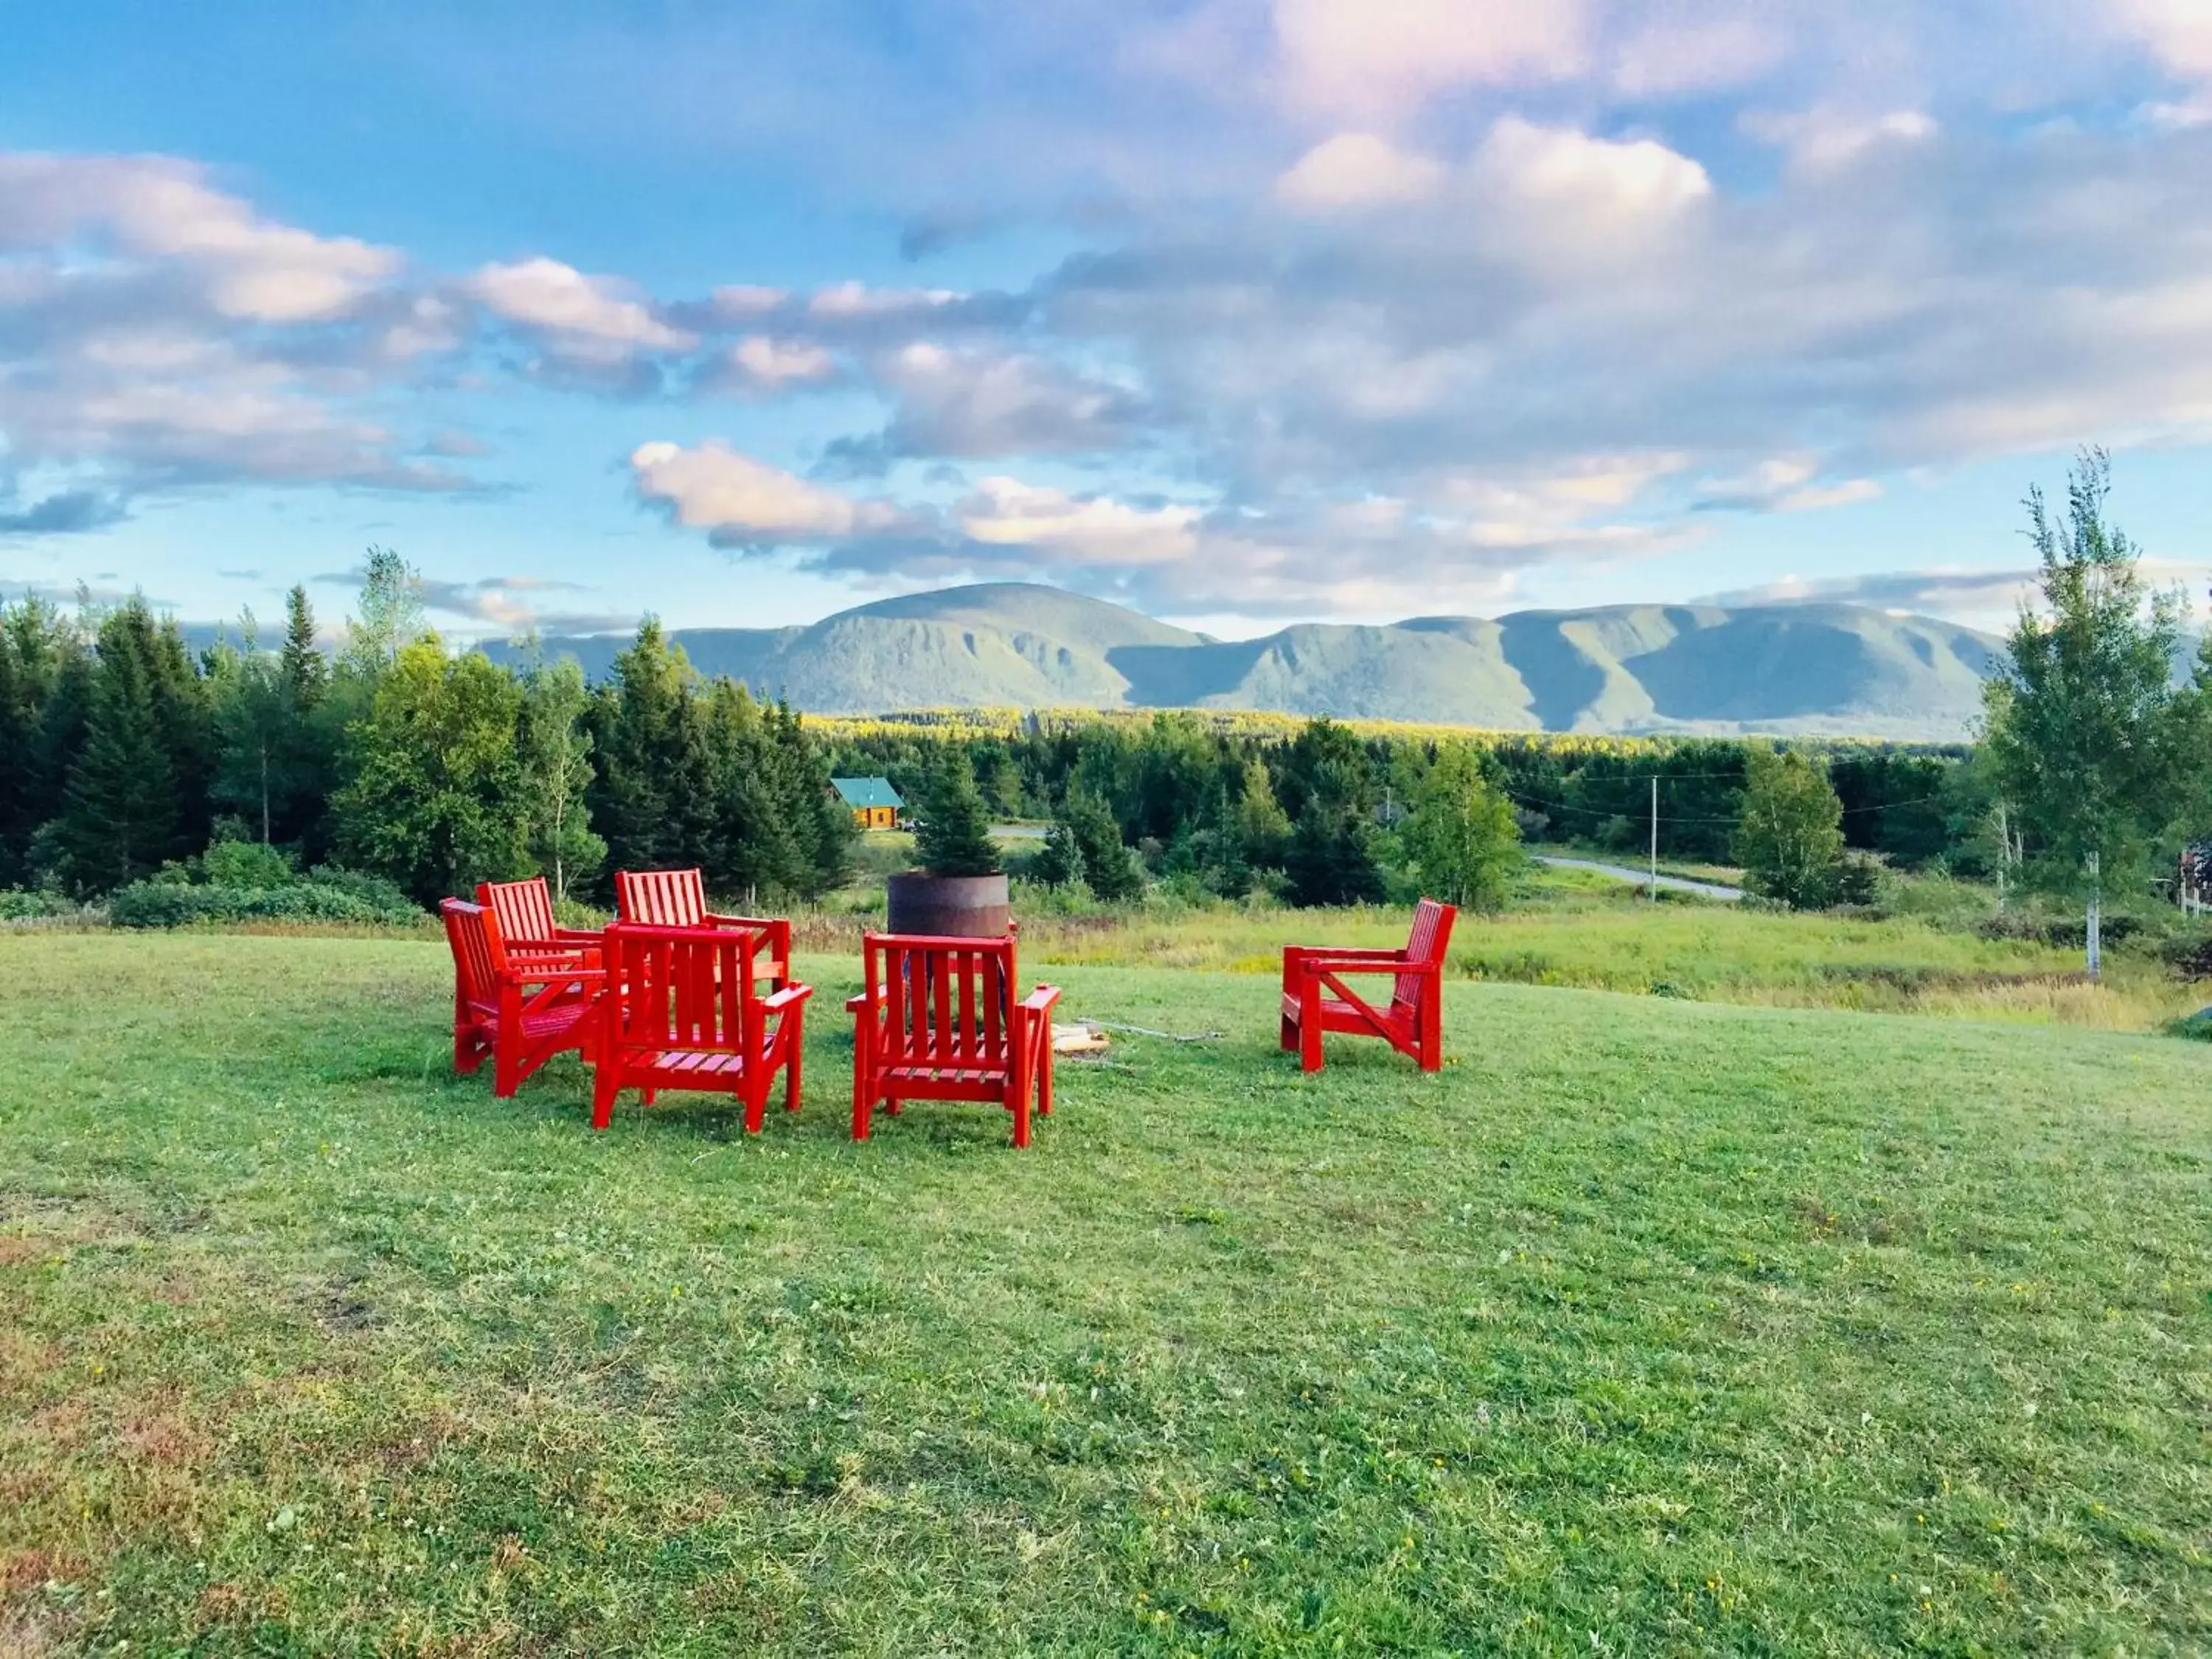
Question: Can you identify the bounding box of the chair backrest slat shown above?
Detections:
[1393,898,1457,1009]
[862,932,1018,1069]
[615,868,708,928]
[441,899,506,1006]
[479,877,557,946]
[605,922,757,1057]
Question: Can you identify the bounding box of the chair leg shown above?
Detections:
[1037,1034,1054,1119]
[784,1008,804,1113]
[1012,1079,1031,1150]
[590,1065,620,1131]
[493,1037,522,1099]
[1300,984,1324,1073]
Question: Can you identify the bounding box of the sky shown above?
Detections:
[1,0,2210,644]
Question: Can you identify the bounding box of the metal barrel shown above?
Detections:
[884,872,1013,938]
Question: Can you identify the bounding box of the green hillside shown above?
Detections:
[488,581,2008,737]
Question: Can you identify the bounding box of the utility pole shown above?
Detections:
[2085,851,2102,984]
[1993,801,2008,911]
[1649,776,1658,902]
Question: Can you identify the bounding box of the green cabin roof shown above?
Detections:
[830,777,904,810]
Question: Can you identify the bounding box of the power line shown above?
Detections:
[1500,787,1948,824]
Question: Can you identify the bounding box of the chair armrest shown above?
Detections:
[763,983,813,1015]
[1020,984,1061,1016]
[552,927,604,945]
[501,964,605,990]
[1295,953,1413,975]
[1290,947,1403,961]
[845,987,883,1015]
[706,911,780,933]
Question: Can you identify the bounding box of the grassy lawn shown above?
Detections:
[3,934,2209,1655]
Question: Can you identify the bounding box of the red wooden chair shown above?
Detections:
[439,899,604,1098]
[1281,898,1457,1073]
[613,867,790,987]
[476,876,602,967]
[588,922,812,1133]
[847,933,1060,1148]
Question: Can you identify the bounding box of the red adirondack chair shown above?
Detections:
[588,922,812,1133]
[613,867,790,987]
[847,933,1060,1148]
[439,899,604,1098]
[476,876,603,967]
[1280,898,1457,1073]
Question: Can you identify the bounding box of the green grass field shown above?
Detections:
[3,933,2208,1655]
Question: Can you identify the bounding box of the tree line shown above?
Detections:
[4,453,2199,919]
[0,552,851,911]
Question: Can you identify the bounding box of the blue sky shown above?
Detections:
[2,0,2208,642]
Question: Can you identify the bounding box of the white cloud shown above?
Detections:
[465,257,692,357]
[0,153,401,322]
[862,341,1138,458]
[2116,0,2212,79]
[1275,133,1445,210]
[807,280,961,321]
[710,283,790,317]
[0,150,471,507]
[1273,0,1590,111]
[1472,118,1713,217]
[1610,10,1786,97]
[729,334,841,389]
[956,478,1201,566]
[1697,457,1885,512]
[629,439,905,543]
[1742,107,1939,170]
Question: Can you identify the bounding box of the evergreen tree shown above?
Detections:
[914,749,1001,877]
[1032,817,1085,891]
[1279,716,1374,821]
[1403,742,1523,911]
[1233,757,1293,872]
[333,638,532,904]
[769,697,853,900]
[211,613,289,844]
[279,585,325,708]
[1284,794,1386,908]
[271,585,335,854]
[698,679,799,900]
[18,601,94,886]
[1062,784,1143,900]
[1732,746,1846,910]
[516,650,605,906]
[57,599,184,892]
[0,609,29,886]
[147,613,216,856]
[1200,783,1256,899]
[587,619,693,883]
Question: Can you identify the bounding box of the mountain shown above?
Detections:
[481,581,2012,738]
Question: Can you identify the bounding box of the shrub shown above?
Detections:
[201,838,297,887]
[109,879,421,929]
[303,864,419,915]
[1830,850,1891,910]
[0,889,97,922]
